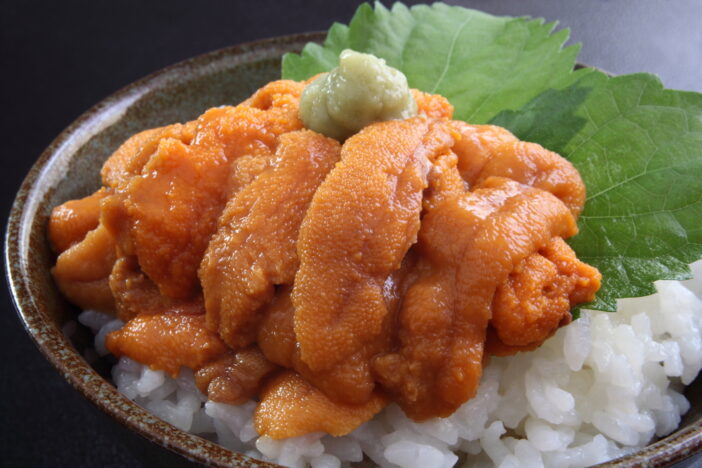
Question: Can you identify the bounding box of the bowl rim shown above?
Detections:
[5,30,702,468]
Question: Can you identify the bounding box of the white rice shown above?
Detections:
[82,259,702,467]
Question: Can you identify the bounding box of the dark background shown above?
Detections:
[2,1,702,466]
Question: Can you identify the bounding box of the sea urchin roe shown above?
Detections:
[373,177,579,420]
[109,256,205,322]
[258,278,415,406]
[101,123,197,189]
[50,74,602,440]
[292,118,453,378]
[48,188,109,253]
[257,286,296,368]
[103,80,306,301]
[451,122,586,217]
[254,371,388,439]
[106,313,227,377]
[488,236,601,354]
[52,222,117,313]
[299,49,417,140]
[411,89,454,120]
[199,130,341,349]
[49,188,116,314]
[194,347,277,405]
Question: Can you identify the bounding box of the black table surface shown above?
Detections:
[2,1,702,466]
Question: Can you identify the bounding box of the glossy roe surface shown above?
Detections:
[49,79,600,440]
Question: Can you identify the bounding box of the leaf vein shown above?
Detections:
[429,15,473,94]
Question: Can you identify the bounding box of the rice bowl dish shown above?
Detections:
[32,3,702,467]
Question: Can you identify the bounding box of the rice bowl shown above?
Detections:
[7,25,702,468]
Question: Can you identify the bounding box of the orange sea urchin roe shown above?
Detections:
[104,80,306,300]
[256,258,417,407]
[50,78,601,440]
[451,122,585,216]
[254,371,388,439]
[101,123,197,189]
[292,117,455,403]
[199,130,341,349]
[52,223,117,313]
[373,177,579,420]
[108,256,205,322]
[487,237,601,355]
[106,313,227,377]
[48,188,109,253]
[412,89,454,120]
[195,347,278,405]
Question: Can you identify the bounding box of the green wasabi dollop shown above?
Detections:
[299,49,417,141]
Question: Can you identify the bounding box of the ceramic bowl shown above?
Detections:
[5,32,702,467]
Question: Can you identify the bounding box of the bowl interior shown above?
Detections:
[5,32,702,467]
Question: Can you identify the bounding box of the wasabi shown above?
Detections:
[299,49,417,140]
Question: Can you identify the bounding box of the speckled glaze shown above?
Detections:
[4,32,702,468]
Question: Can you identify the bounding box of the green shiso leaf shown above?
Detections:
[283,2,587,123]
[283,22,351,79]
[493,71,702,311]
[284,2,702,311]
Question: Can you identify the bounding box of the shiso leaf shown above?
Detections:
[283,2,587,123]
[493,71,702,311]
[283,22,351,79]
